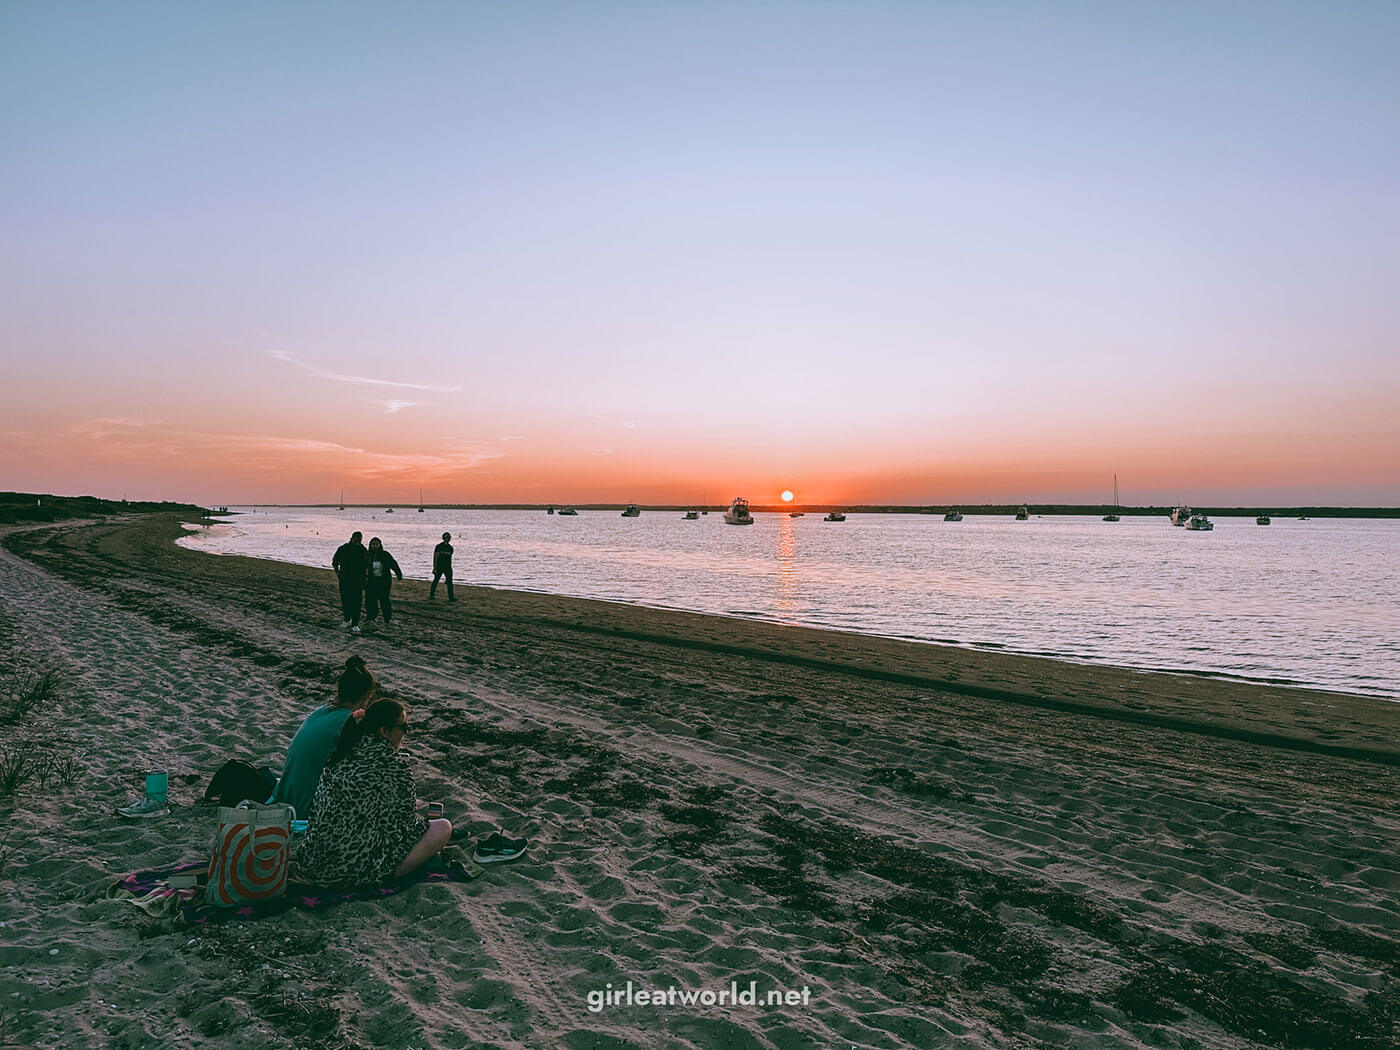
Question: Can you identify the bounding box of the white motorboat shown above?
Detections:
[683,510,699,520]
[823,511,846,522]
[1015,506,1029,520]
[557,507,578,516]
[723,497,754,525]
[621,504,641,517]
[944,509,963,522]
[1185,513,1214,531]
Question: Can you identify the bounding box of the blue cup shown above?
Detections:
[145,770,168,803]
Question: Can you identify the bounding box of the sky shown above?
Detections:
[2,1,1397,507]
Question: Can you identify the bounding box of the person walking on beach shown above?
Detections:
[332,531,368,634]
[364,536,403,629]
[430,532,455,601]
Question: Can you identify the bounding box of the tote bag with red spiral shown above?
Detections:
[206,801,292,907]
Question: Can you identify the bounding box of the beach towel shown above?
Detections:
[107,846,483,925]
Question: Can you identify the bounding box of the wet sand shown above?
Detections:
[1,514,1397,1049]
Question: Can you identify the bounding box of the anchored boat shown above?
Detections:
[723,497,754,525]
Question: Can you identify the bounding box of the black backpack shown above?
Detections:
[203,760,277,808]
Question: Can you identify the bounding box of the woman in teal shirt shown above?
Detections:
[272,655,375,819]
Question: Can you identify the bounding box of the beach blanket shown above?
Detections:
[106,847,484,925]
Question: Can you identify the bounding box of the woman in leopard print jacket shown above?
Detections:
[292,699,451,887]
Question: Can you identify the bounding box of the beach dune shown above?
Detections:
[1,514,1397,1049]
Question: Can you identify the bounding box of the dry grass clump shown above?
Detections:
[0,668,61,726]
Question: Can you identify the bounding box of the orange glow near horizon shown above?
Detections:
[5,417,1396,508]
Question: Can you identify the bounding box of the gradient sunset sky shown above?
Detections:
[3,2,1397,507]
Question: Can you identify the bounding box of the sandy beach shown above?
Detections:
[1,513,1397,1050]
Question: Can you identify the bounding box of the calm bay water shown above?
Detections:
[179,508,1399,699]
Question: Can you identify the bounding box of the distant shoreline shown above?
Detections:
[228,503,1400,518]
[6,491,1398,521]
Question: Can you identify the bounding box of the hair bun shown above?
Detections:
[345,655,366,671]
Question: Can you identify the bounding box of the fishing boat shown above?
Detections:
[557,507,578,516]
[547,506,555,514]
[823,511,846,522]
[789,511,805,518]
[621,504,641,517]
[1171,505,1193,526]
[723,497,754,525]
[1015,506,1029,520]
[1256,514,1271,525]
[944,509,963,522]
[385,507,394,513]
[683,510,699,520]
[1185,513,1214,531]
[1103,475,1121,522]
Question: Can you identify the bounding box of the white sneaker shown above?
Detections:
[341,620,351,629]
[117,795,169,819]
[350,625,361,635]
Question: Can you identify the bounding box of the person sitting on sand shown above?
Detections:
[332,531,368,634]
[271,655,376,820]
[363,536,403,629]
[292,699,452,887]
[429,531,455,601]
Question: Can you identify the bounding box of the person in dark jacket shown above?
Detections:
[363,537,404,628]
[429,532,455,601]
[332,531,368,633]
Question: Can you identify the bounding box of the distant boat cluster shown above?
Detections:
[323,486,1281,533]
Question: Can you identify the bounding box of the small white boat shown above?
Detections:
[823,511,846,522]
[621,504,640,517]
[1171,505,1192,526]
[723,497,754,525]
[1015,506,1029,520]
[683,510,699,520]
[944,509,963,522]
[1256,514,1271,525]
[557,507,578,516]
[1185,513,1214,531]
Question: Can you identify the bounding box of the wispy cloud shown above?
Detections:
[380,400,417,414]
[65,419,504,482]
[264,349,461,393]
[590,448,616,456]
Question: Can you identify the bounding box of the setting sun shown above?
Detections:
[781,490,794,502]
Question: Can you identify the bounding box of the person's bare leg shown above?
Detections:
[393,818,452,878]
